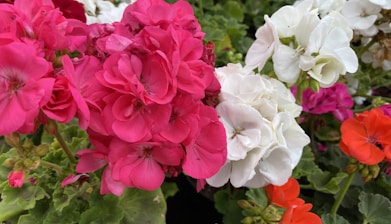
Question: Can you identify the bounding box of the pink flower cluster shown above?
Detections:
[0,0,227,194]
[292,83,354,122]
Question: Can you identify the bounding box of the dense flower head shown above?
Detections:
[206,63,309,188]
[292,82,354,121]
[340,108,391,165]
[70,0,227,194]
[245,0,358,88]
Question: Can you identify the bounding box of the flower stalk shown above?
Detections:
[53,121,76,164]
[330,172,355,215]
[40,160,63,176]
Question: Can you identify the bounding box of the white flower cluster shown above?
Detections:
[341,0,391,71]
[244,0,359,88]
[206,64,310,188]
[77,0,135,24]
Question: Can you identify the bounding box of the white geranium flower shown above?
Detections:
[341,0,381,36]
[270,0,314,38]
[245,15,278,71]
[216,101,273,161]
[268,77,302,118]
[311,0,346,17]
[77,0,133,24]
[206,145,267,188]
[244,146,294,187]
[215,63,254,85]
[271,10,320,84]
[304,14,358,86]
[272,112,310,168]
[369,0,391,9]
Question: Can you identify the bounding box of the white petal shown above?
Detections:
[206,162,232,187]
[257,146,293,186]
[230,147,266,187]
[272,44,301,84]
[245,16,278,71]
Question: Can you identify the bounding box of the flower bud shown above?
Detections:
[309,78,320,92]
[237,200,253,210]
[361,167,369,177]
[345,164,358,173]
[362,175,373,183]
[35,144,49,156]
[5,133,20,148]
[2,158,15,168]
[369,165,380,178]
[8,170,25,188]
[241,216,254,224]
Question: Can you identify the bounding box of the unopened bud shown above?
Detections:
[361,167,369,177]
[5,133,20,148]
[309,78,320,92]
[35,144,49,156]
[22,139,34,151]
[241,216,254,224]
[369,165,380,178]
[2,158,15,167]
[238,200,254,210]
[345,164,358,173]
[362,175,373,183]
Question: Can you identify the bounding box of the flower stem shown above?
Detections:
[40,160,63,175]
[330,172,355,215]
[53,122,76,164]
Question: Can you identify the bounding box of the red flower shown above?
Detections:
[340,108,391,165]
[280,199,322,224]
[265,178,300,208]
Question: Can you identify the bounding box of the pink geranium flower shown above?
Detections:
[0,41,53,135]
[43,55,98,129]
[292,83,354,122]
[182,104,227,179]
[109,138,185,191]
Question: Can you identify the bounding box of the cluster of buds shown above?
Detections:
[2,133,50,187]
[345,158,381,182]
[238,199,282,224]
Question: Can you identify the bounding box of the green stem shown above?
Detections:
[352,94,391,103]
[330,172,355,215]
[198,0,203,18]
[53,122,76,163]
[40,160,63,175]
[357,39,376,58]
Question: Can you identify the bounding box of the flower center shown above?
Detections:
[367,135,383,149]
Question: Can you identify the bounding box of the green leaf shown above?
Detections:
[161,181,179,199]
[245,188,268,208]
[223,1,244,21]
[119,187,166,224]
[43,203,82,224]
[358,192,391,224]
[376,173,391,198]
[321,213,350,224]
[292,146,322,179]
[308,171,348,194]
[0,201,25,222]
[80,191,123,224]
[214,187,246,224]
[2,185,46,210]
